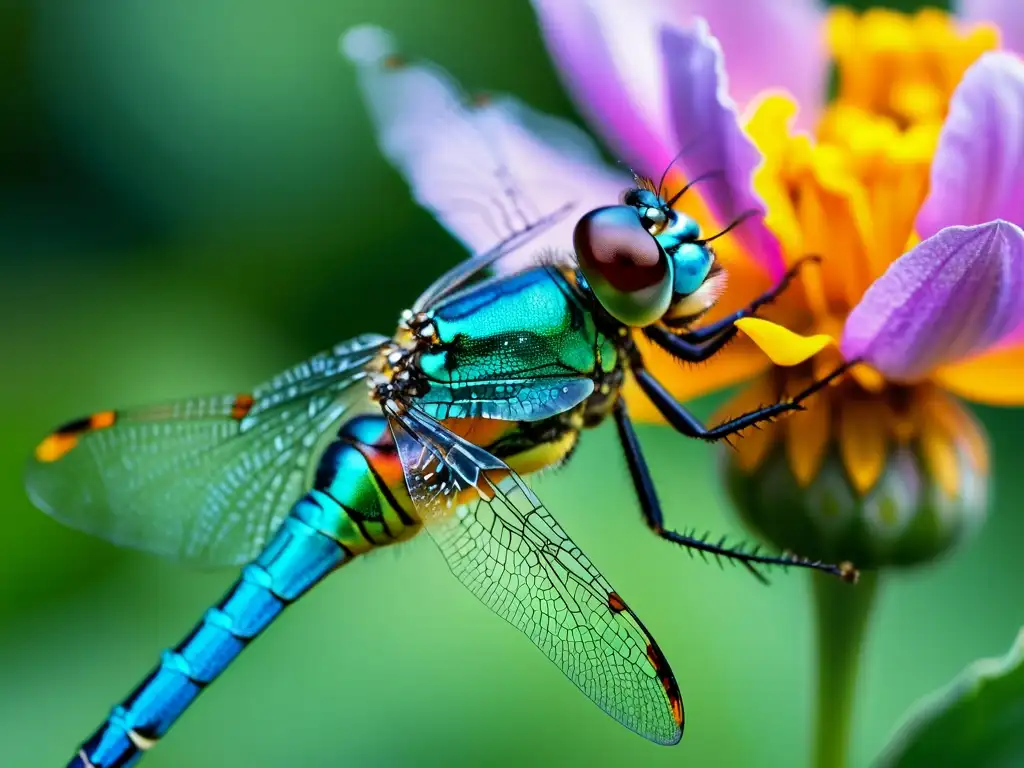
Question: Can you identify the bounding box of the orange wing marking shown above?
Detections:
[607,592,627,613]
[230,394,255,420]
[35,410,118,463]
[646,642,685,730]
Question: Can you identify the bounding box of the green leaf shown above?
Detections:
[876,629,1024,768]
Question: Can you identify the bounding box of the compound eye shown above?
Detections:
[573,205,674,327]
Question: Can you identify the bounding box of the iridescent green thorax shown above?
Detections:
[414,266,618,422]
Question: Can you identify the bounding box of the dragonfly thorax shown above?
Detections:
[369,310,439,403]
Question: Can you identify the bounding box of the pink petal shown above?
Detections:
[531,1,825,153]
[957,0,1024,55]
[916,52,1024,241]
[531,3,797,277]
[529,0,673,176]
[841,221,1024,381]
[340,25,629,274]
[660,21,785,278]
[670,0,827,127]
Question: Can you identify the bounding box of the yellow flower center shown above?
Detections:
[828,7,998,129]
[717,368,988,498]
[715,9,997,498]
[744,9,998,367]
[632,9,999,504]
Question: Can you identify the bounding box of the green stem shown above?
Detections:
[811,570,879,768]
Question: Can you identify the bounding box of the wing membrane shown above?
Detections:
[25,334,387,566]
[386,403,683,744]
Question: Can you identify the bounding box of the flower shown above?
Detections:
[528,1,1024,566]
[341,3,1024,565]
[342,12,1024,765]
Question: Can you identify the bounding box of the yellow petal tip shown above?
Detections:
[735,318,837,367]
[850,363,886,392]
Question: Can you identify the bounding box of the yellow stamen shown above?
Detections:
[816,107,937,281]
[783,371,831,487]
[742,9,990,332]
[837,396,889,495]
[827,7,998,127]
[916,384,990,476]
[747,95,805,264]
[919,418,960,499]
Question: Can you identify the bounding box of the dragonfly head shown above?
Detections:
[573,187,721,329]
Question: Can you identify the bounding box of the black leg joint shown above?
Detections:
[611,398,858,584]
[644,324,738,363]
[632,361,852,443]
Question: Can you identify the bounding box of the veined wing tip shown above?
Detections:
[643,714,683,747]
[668,720,684,745]
[23,469,55,517]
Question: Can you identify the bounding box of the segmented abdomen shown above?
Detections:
[69,420,417,768]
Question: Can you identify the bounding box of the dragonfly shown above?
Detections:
[27,46,857,768]
[27,183,855,767]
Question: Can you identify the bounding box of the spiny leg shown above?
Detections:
[662,255,821,342]
[644,323,735,363]
[632,360,853,442]
[612,399,853,583]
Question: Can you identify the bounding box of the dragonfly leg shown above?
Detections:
[643,323,737,363]
[612,399,855,583]
[631,361,852,442]
[660,255,820,344]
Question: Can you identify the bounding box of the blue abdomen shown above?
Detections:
[72,500,348,767]
[69,423,414,768]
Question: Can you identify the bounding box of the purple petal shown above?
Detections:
[841,221,1024,381]
[531,1,825,155]
[531,3,792,277]
[529,0,673,176]
[916,53,1024,241]
[958,0,1024,55]
[341,25,630,273]
[671,0,827,127]
[661,21,785,278]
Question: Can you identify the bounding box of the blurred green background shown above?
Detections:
[2,0,1021,766]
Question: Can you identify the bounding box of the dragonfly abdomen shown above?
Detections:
[325,414,421,541]
[70,501,349,766]
[70,495,353,767]
[68,426,416,768]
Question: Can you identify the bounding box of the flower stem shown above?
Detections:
[811,570,879,768]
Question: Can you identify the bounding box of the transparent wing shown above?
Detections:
[385,402,683,745]
[344,25,630,277]
[25,334,388,566]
